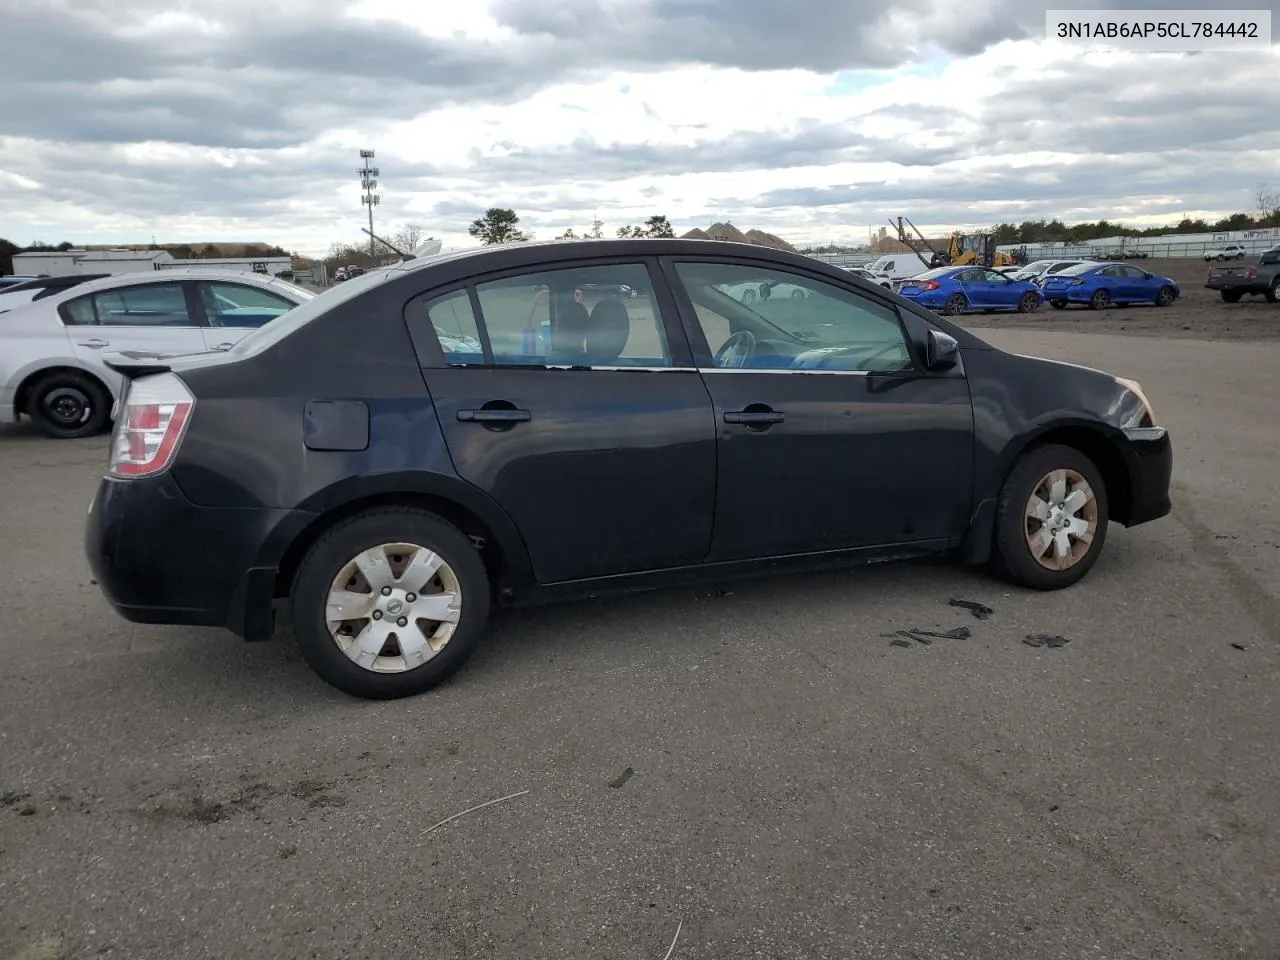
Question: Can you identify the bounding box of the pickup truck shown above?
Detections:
[1204,247,1280,302]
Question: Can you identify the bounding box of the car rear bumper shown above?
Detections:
[85,473,309,641]
[1204,280,1265,293]
[898,293,948,309]
[1120,426,1173,526]
[1041,287,1090,302]
[0,402,15,424]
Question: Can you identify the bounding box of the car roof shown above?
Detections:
[42,269,285,299]
[380,238,893,280]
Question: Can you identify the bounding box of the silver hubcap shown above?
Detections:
[325,542,462,673]
[1025,468,1098,571]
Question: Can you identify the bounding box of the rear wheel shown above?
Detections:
[1266,280,1279,303]
[1155,285,1176,307]
[991,444,1109,590]
[942,293,968,316]
[1089,289,1110,310]
[27,371,111,439]
[289,508,490,699]
[1221,290,1242,304]
[1049,299,1067,310]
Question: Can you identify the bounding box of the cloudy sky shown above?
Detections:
[2,0,1278,257]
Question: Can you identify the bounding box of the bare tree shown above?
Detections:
[1257,184,1279,219]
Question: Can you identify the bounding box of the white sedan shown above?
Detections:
[0,269,313,439]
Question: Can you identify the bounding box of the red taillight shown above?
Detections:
[108,374,194,479]
[918,280,941,291]
[1248,269,1258,278]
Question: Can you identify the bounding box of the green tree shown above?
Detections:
[642,214,675,238]
[616,215,676,238]
[586,217,604,239]
[469,208,532,245]
[555,228,579,240]
[0,237,18,275]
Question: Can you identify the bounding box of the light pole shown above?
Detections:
[359,149,380,259]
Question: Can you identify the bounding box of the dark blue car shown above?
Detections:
[897,267,1043,316]
[1040,262,1180,310]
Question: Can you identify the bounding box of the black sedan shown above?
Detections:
[85,239,1172,699]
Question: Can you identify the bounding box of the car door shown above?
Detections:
[663,257,975,561]
[978,268,1021,307]
[403,258,717,585]
[194,280,301,351]
[954,268,989,306]
[60,280,207,365]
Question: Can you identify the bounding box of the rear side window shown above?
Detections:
[63,283,194,327]
[405,263,672,369]
[62,296,97,325]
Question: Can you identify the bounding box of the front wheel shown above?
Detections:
[991,444,1109,590]
[1016,292,1040,313]
[28,371,111,439]
[289,508,491,699]
[1155,285,1176,307]
[942,293,967,316]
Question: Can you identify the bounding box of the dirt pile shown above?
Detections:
[679,222,798,253]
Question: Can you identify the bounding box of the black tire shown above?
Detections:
[790,288,806,299]
[991,443,1110,591]
[1155,285,1176,307]
[1049,299,1067,310]
[943,293,968,316]
[27,371,111,439]
[742,288,757,304]
[1089,289,1110,310]
[1266,280,1279,303]
[289,508,491,699]
[1016,292,1039,313]
[1236,252,1245,260]
[1221,290,1242,304]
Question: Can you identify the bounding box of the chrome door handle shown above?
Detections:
[212,342,234,351]
[78,338,110,349]
[724,409,784,424]
[457,408,531,422]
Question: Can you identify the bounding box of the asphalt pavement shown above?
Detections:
[2,329,1278,960]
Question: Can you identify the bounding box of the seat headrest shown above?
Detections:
[586,298,630,364]
[549,296,589,363]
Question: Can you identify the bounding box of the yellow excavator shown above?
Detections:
[887,218,1016,268]
[944,232,1016,268]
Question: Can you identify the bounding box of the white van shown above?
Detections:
[865,253,933,287]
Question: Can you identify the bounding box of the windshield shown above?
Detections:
[1055,262,1099,277]
[227,267,392,356]
[912,267,957,280]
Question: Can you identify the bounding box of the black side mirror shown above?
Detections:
[925,329,959,370]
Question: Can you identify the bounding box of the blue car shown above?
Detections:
[896,266,1043,316]
[1040,262,1180,310]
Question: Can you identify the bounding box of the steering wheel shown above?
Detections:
[714,330,757,368]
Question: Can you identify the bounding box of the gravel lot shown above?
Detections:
[2,327,1278,959]
[961,258,1280,341]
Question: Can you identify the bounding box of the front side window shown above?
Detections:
[472,263,671,367]
[673,262,913,373]
[64,283,193,327]
[200,282,297,328]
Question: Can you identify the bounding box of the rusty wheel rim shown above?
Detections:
[1025,468,1098,571]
